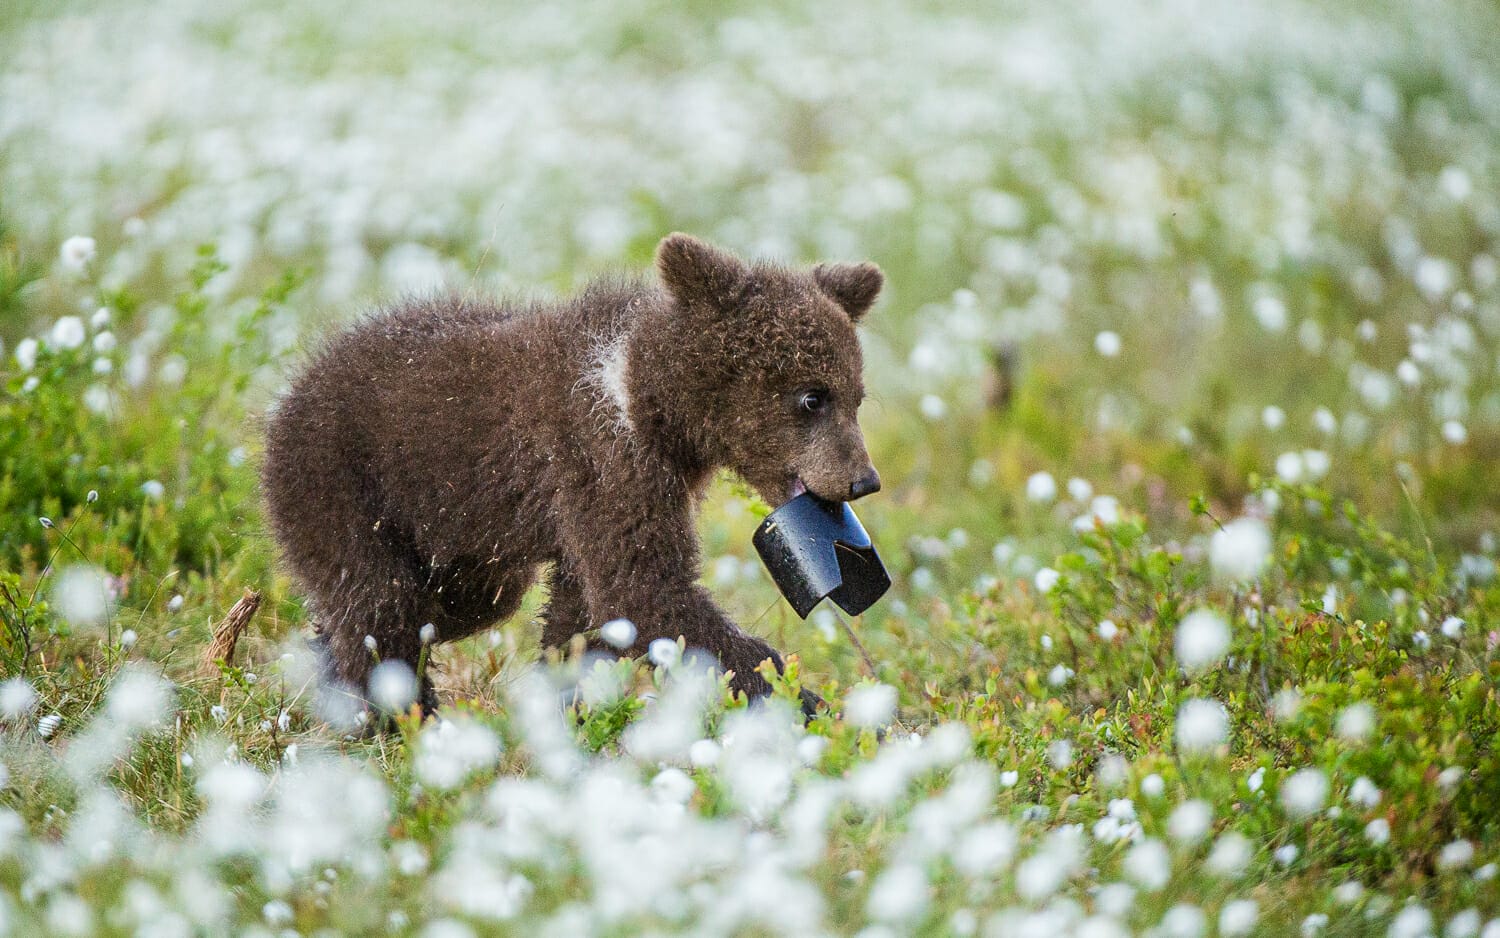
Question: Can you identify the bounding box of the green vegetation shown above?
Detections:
[1,0,1498,934]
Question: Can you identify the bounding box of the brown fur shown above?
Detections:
[261,234,882,713]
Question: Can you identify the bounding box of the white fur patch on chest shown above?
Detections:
[585,330,634,435]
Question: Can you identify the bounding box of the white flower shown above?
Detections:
[1446,909,1481,938]
[140,480,165,500]
[1168,800,1214,844]
[1301,913,1329,936]
[1176,698,1230,752]
[999,770,1019,788]
[420,622,437,644]
[1443,420,1469,445]
[1262,405,1286,430]
[1275,451,1305,483]
[1047,664,1073,687]
[1097,619,1118,640]
[1206,832,1253,878]
[1094,330,1122,357]
[1067,477,1093,501]
[1280,768,1328,819]
[59,236,96,271]
[83,384,111,414]
[1047,739,1073,768]
[689,738,721,768]
[1077,495,1121,529]
[1348,776,1382,809]
[1416,256,1454,299]
[1440,166,1474,200]
[1274,843,1299,866]
[647,637,680,668]
[263,900,293,926]
[369,660,418,712]
[1159,904,1206,938]
[918,394,948,421]
[1438,839,1475,870]
[1140,773,1165,798]
[0,679,38,719]
[14,337,38,371]
[38,713,62,738]
[599,618,636,649]
[92,331,116,353]
[1333,881,1364,905]
[1365,817,1391,845]
[48,316,86,351]
[106,665,174,730]
[845,683,897,728]
[1390,905,1434,938]
[1247,766,1266,793]
[1414,630,1432,652]
[1254,294,1288,332]
[1095,883,1136,918]
[1092,815,1133,844]
[363,634,378,652]
[1026,471,1057,503]
[1175,609,1231,673]
[1034,567,1060,593]
[1312,407,1337,434]
[1125,837,1171,890]
[1209,518,1271,582]
[1334,702,1376,743]
[1441,615,1464,638]
[51,565,111,627]
[1219,900,1259,936]
[415,717,502,789]
[866,863,929,922]
[651,766,695,805]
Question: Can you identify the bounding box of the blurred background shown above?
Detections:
[2,0,1498,676]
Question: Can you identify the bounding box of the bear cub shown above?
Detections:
[262,233,884,717]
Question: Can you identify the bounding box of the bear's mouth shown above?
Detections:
[786,477,808,503]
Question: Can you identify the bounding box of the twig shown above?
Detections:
[833,609,879,678]
[200,588,261,677]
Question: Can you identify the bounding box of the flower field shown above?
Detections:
[2,0,1499,934]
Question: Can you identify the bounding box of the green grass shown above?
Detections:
[2,0,1500,934]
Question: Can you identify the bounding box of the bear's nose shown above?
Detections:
[849,467,881,500]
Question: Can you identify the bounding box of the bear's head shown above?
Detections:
[652,233,883,507]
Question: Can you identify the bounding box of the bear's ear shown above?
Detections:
[814,262,883,322]
[656,233,748,310]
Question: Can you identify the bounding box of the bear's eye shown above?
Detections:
[798,389,829,414]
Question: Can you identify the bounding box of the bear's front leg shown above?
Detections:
[555,495,820,716]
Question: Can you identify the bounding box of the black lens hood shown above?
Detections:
[752,493,891,618]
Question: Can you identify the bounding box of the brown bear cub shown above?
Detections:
[261,233,883,718]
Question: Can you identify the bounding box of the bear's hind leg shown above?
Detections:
[308,544,429,725]
[426,562,532,642]
[539,558,591,651]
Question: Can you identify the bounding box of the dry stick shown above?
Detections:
[200,588,261,678]
[833,609,879,678]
